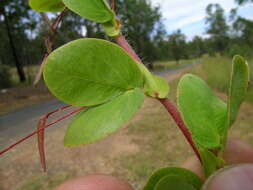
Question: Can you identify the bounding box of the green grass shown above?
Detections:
[186,56,253,103]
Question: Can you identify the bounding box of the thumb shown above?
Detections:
[202,164,253,190]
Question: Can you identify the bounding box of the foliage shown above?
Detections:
[168,30,188,63]
[235,0,253,4]
[143,167,202,190]
[29,0,65,12]
[0,64,12,89]
[177,55,249,177]
[205,4,229,54]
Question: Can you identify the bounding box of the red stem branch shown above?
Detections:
[114,34,201,162]
[37,105,71,171]
[0,106,84,156]
[158,98,201,161]
[33,8,68,85]
[111,0,116,11]
[114,35,142,63]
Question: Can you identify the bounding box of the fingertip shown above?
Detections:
[224,138,253,164]
[202,164,253,190]
[55,174,134,190]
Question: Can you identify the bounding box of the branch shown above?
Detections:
[0,106,84,156]
[33,8,68,85]
[37,105,71,172]
[114,34,201,162]
[158,98,201,161]
[111,0,116,11]
[115,35,142,63]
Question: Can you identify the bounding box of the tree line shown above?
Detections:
[0,0,252,85]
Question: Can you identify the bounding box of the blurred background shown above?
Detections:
[0,0,253,189]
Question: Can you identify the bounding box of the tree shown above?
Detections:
[205,4,229,54]
[235,0,253,4]
[188,36,207,58]
[168,30,188,64]
[0,0,36,82]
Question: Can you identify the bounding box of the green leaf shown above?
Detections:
[199,148,222,178]
[29,0,65,12]
[177,74,227,149]
[137,63,169,98]
[144,167,202,190]
[64,88,144,146]
[44,38,143,106]
[62,0,114,23]
[227,55,249,127]
[154,175,197,190]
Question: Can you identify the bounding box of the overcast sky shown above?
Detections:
[150,0,253,39]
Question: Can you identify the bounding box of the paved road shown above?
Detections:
[0,63,201,148]
[0,99,69,148]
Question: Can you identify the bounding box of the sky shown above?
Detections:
[150,0,253,40]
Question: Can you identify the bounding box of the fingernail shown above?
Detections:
[202,164,253,190]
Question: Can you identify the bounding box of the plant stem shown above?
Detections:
[111,0,116,11]
[33,8,68,85]
[114,35,142,63]
[158,98,201,161]
[114,34,201,162]
[0,106,84,156]
[37,105,72,172]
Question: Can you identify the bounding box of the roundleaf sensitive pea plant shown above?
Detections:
[0,0,250,189]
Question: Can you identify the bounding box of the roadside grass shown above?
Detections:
[154,58,201,71]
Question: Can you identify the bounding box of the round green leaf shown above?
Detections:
[144,167,202,190]
[29,0,65,12]
[43,38,143,106]
[64,88,144,146]
[177,74,227,149]
[154,175,197,190]
[62,0,114,23]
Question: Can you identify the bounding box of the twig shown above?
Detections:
[111,0,116,11]
[37,105,71,172]
[115,35,142,63]
[0,106,84,156]
[158,98,201,161]
[33,8,68,85]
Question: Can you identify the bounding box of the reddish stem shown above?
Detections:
[0,106,84,156]
[159,98,201,161]
[37,105,72,171]
[37,118,46,171]
[114,34,201,162]
[111,0,116,11]
[114,35,142,63]
[33,8,68,85]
